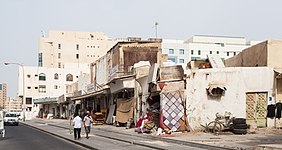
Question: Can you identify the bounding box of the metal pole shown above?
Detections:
[21,64,26,122]
[155,22,158,39]
[4,62,26,122]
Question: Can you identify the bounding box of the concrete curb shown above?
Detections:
[21,122,167,150]
[21,122,98,150]
[32,120,232,150]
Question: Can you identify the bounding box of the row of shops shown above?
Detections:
[33,60,282,132]
[34,63,190,133]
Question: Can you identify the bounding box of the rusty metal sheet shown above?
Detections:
[160,65,184,81]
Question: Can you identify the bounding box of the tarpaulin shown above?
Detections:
[116,98,135,123]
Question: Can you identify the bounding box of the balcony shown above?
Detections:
[109,64,134,81]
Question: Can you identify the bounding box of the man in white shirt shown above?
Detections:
[72,113,82,140]
[83,111,93,139]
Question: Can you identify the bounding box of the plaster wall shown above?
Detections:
[186,67,274,129]
[225,41,268,67]
[95,55,109,86]
[109,78,135,94]
[267,40,282,68]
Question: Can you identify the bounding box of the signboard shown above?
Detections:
[86,83,96,93]
[207,54,225,68]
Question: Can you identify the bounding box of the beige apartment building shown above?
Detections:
[38,30,117,68]
[4,97,22,111]
[0,83,7,109]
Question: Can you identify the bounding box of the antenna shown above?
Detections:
[153,22,159,38]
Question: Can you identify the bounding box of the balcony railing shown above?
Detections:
[109,64,134,81]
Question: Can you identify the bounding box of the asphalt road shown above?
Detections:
[0,123,86,150]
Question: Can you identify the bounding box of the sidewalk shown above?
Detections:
[22,118,282,150]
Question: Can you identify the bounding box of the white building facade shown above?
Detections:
[162,35,260,65]
[18,64,89,119]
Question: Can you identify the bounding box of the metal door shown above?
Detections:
[246,92,267,127]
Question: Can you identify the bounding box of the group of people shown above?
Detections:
[72,110,93,140]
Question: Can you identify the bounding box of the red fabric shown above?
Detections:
[136,117,143,127]
[136,112,153,127]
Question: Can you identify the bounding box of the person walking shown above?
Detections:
[83,111,93,139]
[72,113,82,140]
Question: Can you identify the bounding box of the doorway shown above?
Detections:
[246,92,267,127]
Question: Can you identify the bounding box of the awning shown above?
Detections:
[207,81,227,95]
[274,68,282,74]
[34,97,58,104]
[69,88,108,101]
[59,100,70,105]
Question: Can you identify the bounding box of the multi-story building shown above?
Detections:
[18,64,89,119]
[161,39,189,64]
[0,83,7,109]
[70,38,162,123]
[162,35,260,65]
[4,97,22,111]
[38,30,117,68]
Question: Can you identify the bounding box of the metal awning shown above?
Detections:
[69,89,108,101]
[34,97,58,104]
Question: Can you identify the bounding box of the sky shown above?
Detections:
[1,0,282,97]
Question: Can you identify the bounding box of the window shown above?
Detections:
[58,53,61,59]
[66,74,73,81]
[38,53,43,67]
[191,50,194,55]
[217,51,219,54]
[227,52,229,56]
[27,87,31,89]
[168,57,176,63]
[54,73,59,80]
[39,85,46,93]
[39,73,46,81]
[54,85,58,89]
[179,49,184,54]
[76,54,79,59]
[210,51,212,54]
[179,59,184,63]
[27,74,31,78]
[198,50,201,55]
[26,98,32,104]
[76,44,79,50]
[35,87,38,89]
[58,62,61,68]
[233,52,236,56]
[58,43,61,49]
[169,49,174,54]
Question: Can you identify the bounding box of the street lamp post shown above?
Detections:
[4,62,26,122]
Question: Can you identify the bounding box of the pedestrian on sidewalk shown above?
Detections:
[83,111,93,139]
[72,113,82,140]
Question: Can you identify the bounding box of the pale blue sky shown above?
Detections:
[1,0,282,97]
